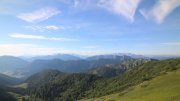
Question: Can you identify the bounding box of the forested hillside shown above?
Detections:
[82,67,180,101]
[25,70,100,101]
[87,58,150,77]
[0,87,17,101]
[0,73,21,85]
[83,58,180,98]
[24,58,180,101]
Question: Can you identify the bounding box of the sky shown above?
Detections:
[0,0,180,56]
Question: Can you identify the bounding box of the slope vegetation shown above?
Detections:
[87,58,150,77]
[82,58,180,98]
[26,58,180,101]
[25,70,100,101]
[0,73,21,85]
[81,69,180,101]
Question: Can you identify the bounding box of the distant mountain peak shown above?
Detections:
[25,54,81,61]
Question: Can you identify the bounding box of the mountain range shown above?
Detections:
[0,53,180,101]
[0,56,28,72]
[26,58,180,101]
[1,53,179,79]
[1,54,146,78]
[23,54,81,61]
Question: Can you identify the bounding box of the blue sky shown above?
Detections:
[0,0,180,56]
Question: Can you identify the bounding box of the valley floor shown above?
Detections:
[81,69,180,101]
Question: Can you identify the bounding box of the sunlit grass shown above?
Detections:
[81,69,180,101]
[13,83,28,89]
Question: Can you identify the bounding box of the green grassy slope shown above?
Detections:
[81,69,180,101]
[83,58,180,98]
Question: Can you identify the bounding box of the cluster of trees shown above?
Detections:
[26,58,180,100]
[0,87,16,101]
[0,85,27,101]
[26,70,100,101]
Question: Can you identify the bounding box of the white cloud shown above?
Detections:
[59,0,97,9]
[99,0,141,22]
[45,25,60,30]
[72,0,98,9]
[162,42,180,46]
[9,33,78,41]
[59,0,141,22]
[17,7,60,23]
[25,25,64,32]
[10,34,46,40]
[140,0,180,24]
[0,44,62,56]
[0,44,113,56]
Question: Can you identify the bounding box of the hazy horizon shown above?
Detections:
[1,52,180,58]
